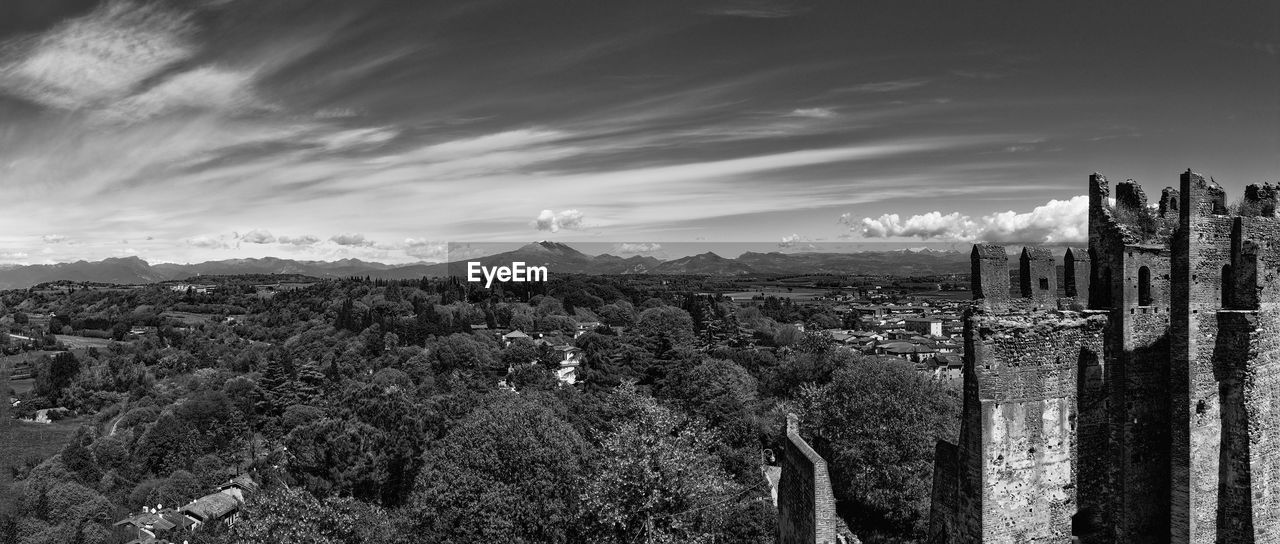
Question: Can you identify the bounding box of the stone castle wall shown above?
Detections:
[778,414,856,544]
[931,170,1280,544]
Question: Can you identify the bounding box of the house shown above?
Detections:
[875,341,937,363]
[502,330,531,346]
[551,344,584,385]
[574,321,602,338]
[902,317,943,337]
[116,475,257,542]
[114,507,197,544]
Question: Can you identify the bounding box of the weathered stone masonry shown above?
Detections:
[931,170,1280,544]
[778,414,858,544]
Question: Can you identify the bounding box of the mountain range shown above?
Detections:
[0,242,971,290]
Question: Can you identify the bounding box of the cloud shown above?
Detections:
[100,65,262,122]
[313,127,399,151]
[788,107,836,119]
[240,229,276,244]
[702,0,810,18]
[0,0,196,110]
[841,78,930,93]
[41,234,69,244]
[278,234,320,246]
[330,233,374,247]
[532,209,586,232]
[403,238,448,260]
[847,195,1088,244]
[186,235,230,249]
[614,242,662,254]
[1255,42,1280,56]
[778,234,802,247]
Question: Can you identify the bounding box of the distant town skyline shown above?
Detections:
[0,0,1276,264]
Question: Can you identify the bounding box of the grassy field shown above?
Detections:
[0,417,83,500]
[162,310,217,325]
[724,288,829,302]
[53,335,115,349]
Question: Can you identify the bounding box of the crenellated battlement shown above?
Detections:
[932,169,1280,544]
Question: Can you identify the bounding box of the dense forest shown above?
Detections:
[0,274,959,544]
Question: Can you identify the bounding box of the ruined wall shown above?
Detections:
[1020,247,1058,304]
[1065,247,1090,300]
[931,243,1108,544]
[973,245,1011,304]
[928,170,1280,544]
[1171,171,1234,544]
[778,414,855,544]
[969,310,1105,543]
[929,440,960,543]
[1085,173,1176,544]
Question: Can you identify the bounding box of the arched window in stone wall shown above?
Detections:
[1138,267,1152,306]
[1222,264,1234,308]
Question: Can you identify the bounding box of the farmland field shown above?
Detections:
[53,334,116,349]
[723,287,828,302]
[0,417,84,500]
[162,310,217,325]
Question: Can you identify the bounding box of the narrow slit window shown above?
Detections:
[1222,264,1233,308]
[1138,266,1152,306]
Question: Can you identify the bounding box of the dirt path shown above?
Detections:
[106,396,128,436]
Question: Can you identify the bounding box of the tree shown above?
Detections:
[403,392,589,544]
[633,307,696,358]
[224,487,392,544]
[579,387,771,544]
[660,359,763,477]
[796,356,962,540]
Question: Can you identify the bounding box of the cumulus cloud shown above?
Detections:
[278,234,320,246]
[186,235,229,249]
[41,234,69,244]
[330,233,374,247]
[403,238,448,261]
[614,242,662,254]
[239,229,275,244]
[532,209,586,232]
[846,195,1088,244]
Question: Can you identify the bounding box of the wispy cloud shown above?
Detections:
[788,107,837,119]
[0,0,196,110]
[839,78,930,93]
[701,0,810,18]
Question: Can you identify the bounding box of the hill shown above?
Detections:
[0,243,972,289]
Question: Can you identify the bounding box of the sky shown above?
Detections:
[0,0,1276,264]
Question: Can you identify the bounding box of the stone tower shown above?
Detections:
[930,170,1280,544]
